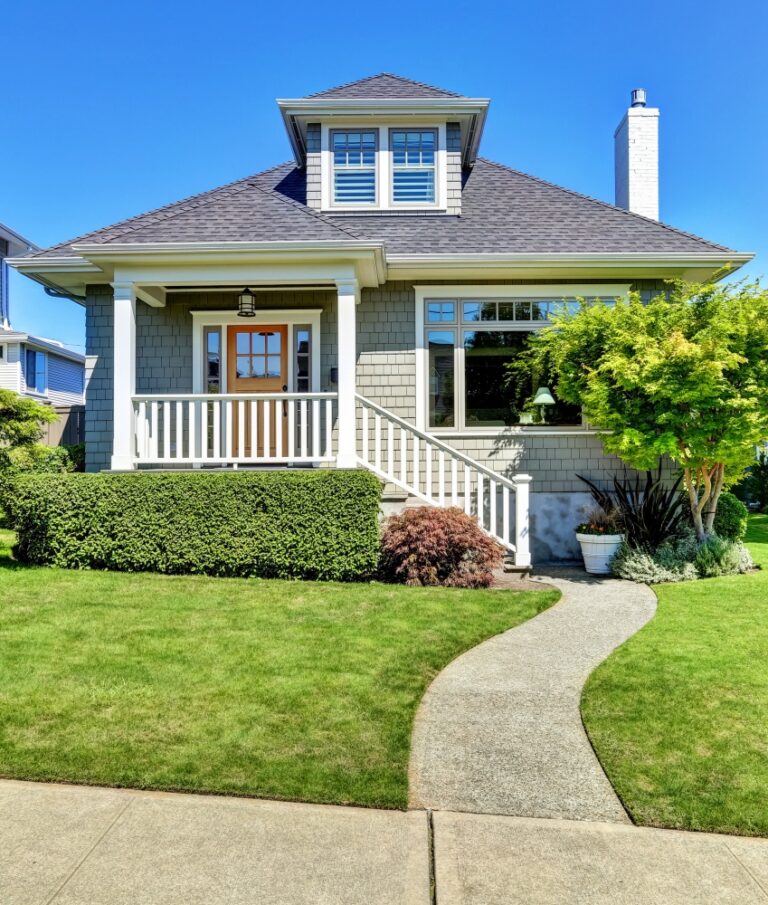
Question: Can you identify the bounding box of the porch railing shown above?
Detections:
[356,394,531,563]
[132,393,338,465]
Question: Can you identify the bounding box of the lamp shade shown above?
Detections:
[237,288,256,317]
[532,386,556,406]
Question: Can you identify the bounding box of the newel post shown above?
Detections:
[110,281,137,471]
[336,278,358,469]
[514,474,532,568]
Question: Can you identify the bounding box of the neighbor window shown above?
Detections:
[332,130,377,204]
[423,298,605,429]
[25,349,46,395]
[391,129,436,204]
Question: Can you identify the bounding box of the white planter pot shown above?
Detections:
[576,533,625,575]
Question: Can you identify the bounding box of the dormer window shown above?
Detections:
[391,129,436,204]
[332,130,377,204]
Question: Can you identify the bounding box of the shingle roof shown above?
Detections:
[29,157,733,260]
[306,72,462,99]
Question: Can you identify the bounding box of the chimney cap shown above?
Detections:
[630,88,647,107]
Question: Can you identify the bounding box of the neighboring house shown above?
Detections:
[1,222,86,444]
[9,75,752,562]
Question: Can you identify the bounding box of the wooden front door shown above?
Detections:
[227,325,288,457]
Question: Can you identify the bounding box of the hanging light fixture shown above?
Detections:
[237,287,256,317]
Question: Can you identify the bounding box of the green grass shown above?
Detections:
[0,529,556,809]
[582,515,768,836]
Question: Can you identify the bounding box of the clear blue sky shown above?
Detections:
[4,0,766,352]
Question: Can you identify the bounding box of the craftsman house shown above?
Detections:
[10,74,750,562]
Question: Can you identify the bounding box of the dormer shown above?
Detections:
[277,73,489,215]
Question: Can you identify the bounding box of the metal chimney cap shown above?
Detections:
[631,88,647,107]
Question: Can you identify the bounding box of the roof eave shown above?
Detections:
[277,97,490,167]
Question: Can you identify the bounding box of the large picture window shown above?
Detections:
[424,297,603,430]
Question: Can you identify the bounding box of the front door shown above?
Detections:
[227,325,288,457]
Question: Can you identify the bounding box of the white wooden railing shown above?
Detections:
[356,394,531,565]
[132,393,337,465]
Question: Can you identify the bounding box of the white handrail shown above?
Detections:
[356,394,531,566]
[132,392,338,467]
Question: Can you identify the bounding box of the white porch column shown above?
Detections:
[110,282,137,470]
[514,474,532,568]
[336,278,358,469]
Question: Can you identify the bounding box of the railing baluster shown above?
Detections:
[490,478,497,538]
[162,401,171,459]
[374,414,382,471]
[325,399,333,459]
[451,457,458,506]
[400,428,407,484]
[425,442,432,501]
[287,399,296,460]
[150,402,159,461]
[235,400,243,460]
[361,405,369,463]
[300,399,308,458]
[212,400,221,461]
[175,401,183,460]
[464,465,472,514]
[476,472,484,530]
[413,435,419,494]
[438,450,445,505]
[189,400,196,460]
[137,401,147,461]
[201,399,209,461]
[502,485,510,545]
[225,400,233,461]
[275,399,284,459]
[260,399,268,459]
[387,419,394,479]
[312,399,320,459]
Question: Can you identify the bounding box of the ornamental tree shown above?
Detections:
[524,280,768,542]
[0,389,57,448]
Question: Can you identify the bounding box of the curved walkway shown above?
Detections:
[409,568,656,822]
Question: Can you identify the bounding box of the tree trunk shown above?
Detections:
[703,463,726,535]
[684,467,707,542]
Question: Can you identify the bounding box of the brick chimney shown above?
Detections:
[614,88,659,220]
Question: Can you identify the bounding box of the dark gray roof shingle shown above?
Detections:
[29,158,734,260]
[306,72,461,99]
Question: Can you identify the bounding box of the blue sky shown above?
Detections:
[4,0,766,352]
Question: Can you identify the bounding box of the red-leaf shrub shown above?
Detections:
[379,506,504,588]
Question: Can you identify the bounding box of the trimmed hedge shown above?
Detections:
[7,470,382,581]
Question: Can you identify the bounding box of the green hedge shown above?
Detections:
[7,470,382,581]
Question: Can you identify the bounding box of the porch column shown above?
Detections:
[336,278,358,469]
[110,282,137,470]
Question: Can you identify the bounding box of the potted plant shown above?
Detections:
[575,508,624,575]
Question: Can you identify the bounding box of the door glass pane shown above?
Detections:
[266,332,281,353]
[266,356,281,377]
[236,356,251,378]
[428,330,455,428]
[236,332,250,354]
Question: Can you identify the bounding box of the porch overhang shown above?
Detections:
[386,251,755,284]
[8,241,388,303]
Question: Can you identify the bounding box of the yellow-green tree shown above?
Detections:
[528,280,768,541]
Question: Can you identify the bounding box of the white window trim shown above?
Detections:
[320,120,447,212]
[191,309,322,394]
[414,284,631,434]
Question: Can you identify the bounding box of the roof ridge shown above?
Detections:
[30,164,290,257]
[306,71,460,99]
[477,157,732,253]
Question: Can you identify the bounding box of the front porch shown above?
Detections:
[105,273,532,566]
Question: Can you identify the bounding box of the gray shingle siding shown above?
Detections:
[446,123,462,215]
[84,285,114,472]
[305,123,322,211]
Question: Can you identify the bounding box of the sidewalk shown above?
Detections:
[4,779,768,904]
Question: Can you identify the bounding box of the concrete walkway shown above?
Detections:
[409,567,657,821]
[5,779,768,905]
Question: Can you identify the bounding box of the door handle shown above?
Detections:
[282,385,288,416]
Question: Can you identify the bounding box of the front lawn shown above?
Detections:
[582,515,768,836]
[0,530,557,808]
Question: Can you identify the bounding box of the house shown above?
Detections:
[9,74,751,563]
[1,222,86,444]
